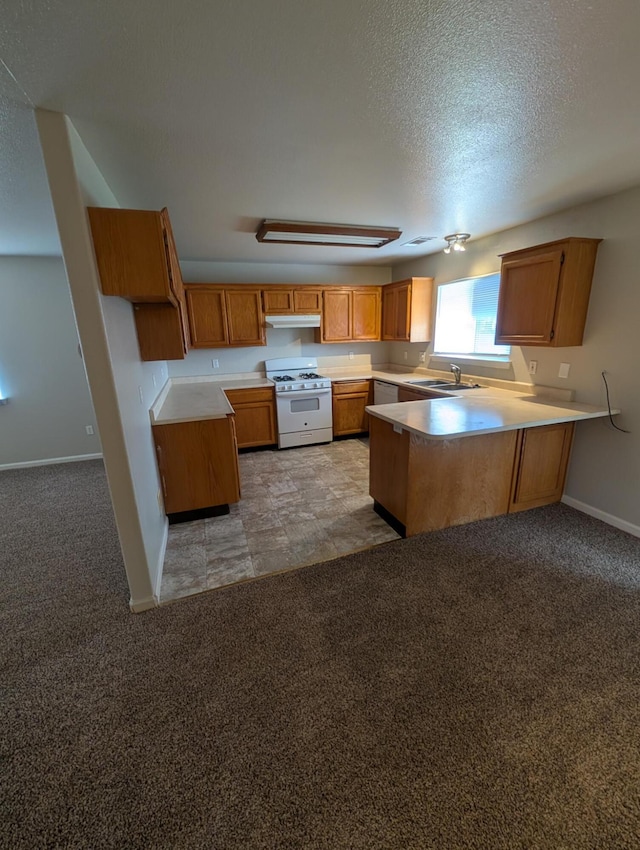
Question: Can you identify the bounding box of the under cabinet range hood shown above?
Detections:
[265,314,321,329]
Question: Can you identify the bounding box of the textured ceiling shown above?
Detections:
[2,0,640,264]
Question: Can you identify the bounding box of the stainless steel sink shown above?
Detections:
[408,380,482,390]
[436,382,482,390]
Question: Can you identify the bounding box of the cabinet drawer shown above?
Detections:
[225,387,274,405]
[332,380,371,395]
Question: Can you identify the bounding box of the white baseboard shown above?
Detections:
[129,523,168,614]
[561,496,640,539]
[0,453,103,471]
[154,521,169,601]
[129,595,158,613]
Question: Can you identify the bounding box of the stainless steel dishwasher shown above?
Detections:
[373,380,399,405]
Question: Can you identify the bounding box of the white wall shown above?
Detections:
[392,185,640,531]
[0,255,100,466]
[36,110,168,611]
[181,261,391,286]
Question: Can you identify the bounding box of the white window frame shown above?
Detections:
[430,271,511,369]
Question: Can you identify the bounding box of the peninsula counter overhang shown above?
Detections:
[365,395,618,440]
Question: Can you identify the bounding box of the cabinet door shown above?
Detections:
[382,287,397,340]
[322,290,352,341]
[232,403,276,447]
[160,208,190,351]
[510,422,575,511]
[224,387,276,448]
[153,417,240,515]
[496,250,563,345]
[186,289,229,347]
[352,289,381,340]
[88,207,174,302]
[394,283,411,340]
[225,290,265,346]
[263,289,294,314]
[332,393,369,435]
[293,288,322,313]
[133,304,187,361]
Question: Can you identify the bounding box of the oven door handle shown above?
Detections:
[278,388,332,400]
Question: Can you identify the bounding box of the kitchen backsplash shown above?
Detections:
[166,328,389,378]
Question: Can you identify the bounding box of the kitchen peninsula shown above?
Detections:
[367,394,617,537]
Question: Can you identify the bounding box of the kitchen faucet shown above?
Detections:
[450,363,462,385]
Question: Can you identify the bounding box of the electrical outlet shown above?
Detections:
[419,351,426,362]
[349,351,354,360]
[138,385,144,405]
[403,350,408,360]
[85,425,94,435]
[558,362,571,379]
[528,360,538,375]
[157,489,164,511]
[212,359,219,369]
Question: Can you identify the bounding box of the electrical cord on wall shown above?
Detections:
[601,371,630,433]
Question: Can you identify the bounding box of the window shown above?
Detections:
[433,272,510,362]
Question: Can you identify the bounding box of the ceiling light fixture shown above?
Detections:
[443,233,471,254]
[256,220,402,248]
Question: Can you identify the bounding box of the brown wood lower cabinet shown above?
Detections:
[510,421,575,511]
[153,416,240,515]
[224,387,277,448]
[332,380,372,436]
[397,386,449,402]
[369,417,576,536]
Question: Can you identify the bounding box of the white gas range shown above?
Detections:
[265,357,333,449]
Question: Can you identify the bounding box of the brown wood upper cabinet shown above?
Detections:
[319,287,381,343]
[185,285,265,348]
[88,206,190,360]
[262,287,322,314]
[382,277,434,342]
[495,238,601,347]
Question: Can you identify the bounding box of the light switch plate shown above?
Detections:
[558,362,571,379]
[528,360,538,375]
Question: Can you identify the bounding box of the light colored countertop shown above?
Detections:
[150,375,272,425]
[319,366,556,400]
[150,366,608,429]
[366,395,615,440]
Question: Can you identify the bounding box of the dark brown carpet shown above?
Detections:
[2,460,640,849]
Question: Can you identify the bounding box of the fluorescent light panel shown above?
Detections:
[256,220,401,248]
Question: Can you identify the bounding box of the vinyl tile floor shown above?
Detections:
[159,438,401,604]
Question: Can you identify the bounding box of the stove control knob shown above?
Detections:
[314,382,320,388]
[287,385,293,391]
